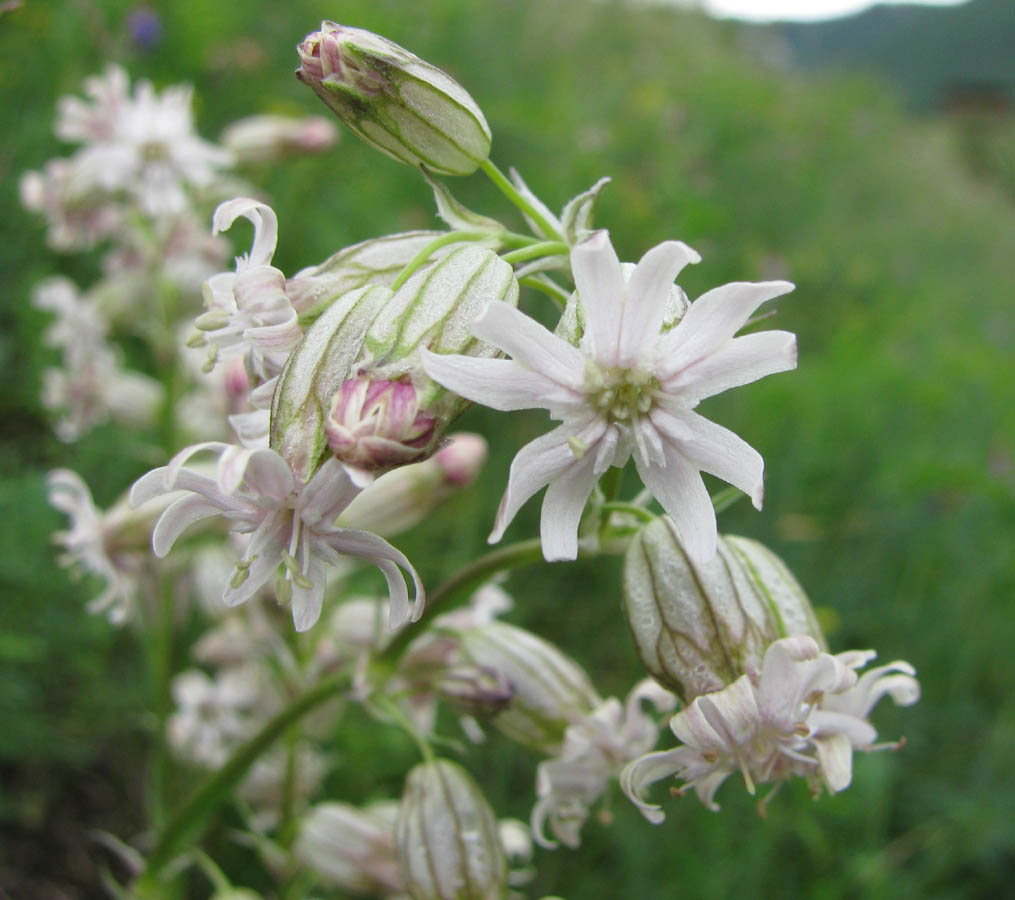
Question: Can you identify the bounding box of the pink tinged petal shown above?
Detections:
[222,512,289,607]
[421,351,583,413]
[130,467,172,506]
[299,458,361,526]
[539,451,601,561]
[165,441,232,487]
[619,240,701,367]
[469,303,586,389]
[813,733,854,793]
[633,444,717,563]
[649,405,764,509]
[290,553,327,632]
[151,495,227,557]
[212,197,278,268]
[656,280,795,377]
[489,421,603,545]
[571,230,626,365]
[325,528,424,628]
[240,448,296,506]
[619,748,687,824]
[665,330,797,402]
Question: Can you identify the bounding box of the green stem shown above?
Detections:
[375,538,546,669]
[600,502,656,524]
[390,231,487,291]
[519,275,570,311]
[501,241,569,266]
[133,671,352,891]
[479,159,563,241]
[148,576,176,831]
[711,486,746,515]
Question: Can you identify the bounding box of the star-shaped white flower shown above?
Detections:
[423,230,796,562]
[130,442,423,631]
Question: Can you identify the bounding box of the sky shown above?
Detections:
[700,0,969,22]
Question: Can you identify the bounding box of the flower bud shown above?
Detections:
[220,114,338,164]
[296,22,491,176]
[396,759,506,900]
[325,375,436,470]
[337,433,487,536]
[434,664,514,717]
[458,623,600,753]
[622,517,824,704]
[269,283,391,481]
[295,801,404,895]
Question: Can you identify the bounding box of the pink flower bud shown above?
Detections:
[325,376,436,470]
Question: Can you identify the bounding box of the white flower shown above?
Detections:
[621,636,920,819]
[196,198,302,395]
[531,679,675,848]
[130,442,424,631]
[423,230,796,562]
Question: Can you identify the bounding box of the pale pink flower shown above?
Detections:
[621,636,919,819]
[130,442,423,631]
[423,230,796,562]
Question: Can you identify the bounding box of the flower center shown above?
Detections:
[585,362,659,424]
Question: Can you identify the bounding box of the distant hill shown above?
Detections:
[769,0,1015,111]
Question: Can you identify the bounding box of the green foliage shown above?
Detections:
[1,0,1013,896]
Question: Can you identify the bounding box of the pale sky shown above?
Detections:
[700,0,969,22]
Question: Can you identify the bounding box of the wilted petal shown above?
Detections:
[212,197,279,268]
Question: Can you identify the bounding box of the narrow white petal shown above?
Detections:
[290,554,327,632]
[212,197,278,268]
[325,528,424,628]
[571,230,625,364]
[619,241,700,366]
[634,446,717,563]
[489,423,601,545]
[810,711,878,748]
[299,458,360,526]
[656,280,795,377]
[151,496,225,557]
[650,405,764,509]
[539,451,601,561]
[619,748,687,824]
[813,733,855,793]
[665,330,797,402]
[469,303,585,389]
[130,467,171,506]
[422,351,583,412]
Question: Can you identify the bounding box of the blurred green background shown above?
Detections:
[1,0,1013,896]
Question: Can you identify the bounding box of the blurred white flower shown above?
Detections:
[220,114,338,164]
[621,635,920,818]
[424,230,796,563]
[531,680,675,848]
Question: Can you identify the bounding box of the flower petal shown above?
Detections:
[656,280,795,376]
[813,733,854,793]
[299,458,361,526]
[422,351,583,413]
[291,552,327,632]
[650,405,765,510]
[619,747,687,824]
[539,450,601,561]
[571,230,625,365]
[469,303,585,389]
[619,240,700,367]
[222,512,287,607]
[151,495,226,557]
[212,197,278,268]
[633,444,717,563]
[665,330,797,402]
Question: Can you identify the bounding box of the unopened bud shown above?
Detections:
[459,623,600,753]
[623,518,824,703]
[295,801,404,895]
[220,114,338,164]
[396,759,506,900]
[296,22,491,176]
[337,432,487,536]
[325,375,436,469]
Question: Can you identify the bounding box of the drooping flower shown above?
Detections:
[621,636,919,819]
[130,442,423,631]
[531,679,675,849]
[423,230,796,562]
[195,198,302,395]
